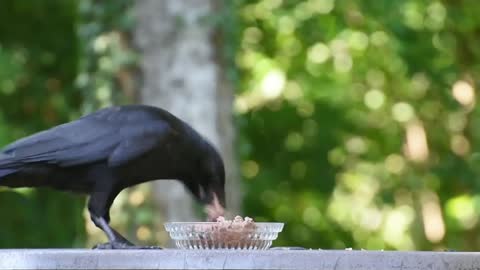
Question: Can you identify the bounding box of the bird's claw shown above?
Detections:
[93,241,130,250]
[137,245,163,249]
[93,241,162,250]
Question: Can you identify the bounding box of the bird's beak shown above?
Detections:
[204,192,225,221]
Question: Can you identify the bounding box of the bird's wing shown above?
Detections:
[0,107,171,168]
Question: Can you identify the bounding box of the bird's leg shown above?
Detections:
[88,190,133,249]
[90,215,134,249]
[88,190,161,250]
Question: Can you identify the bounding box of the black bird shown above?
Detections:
[0,105,226,249]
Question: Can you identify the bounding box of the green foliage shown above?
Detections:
[77,0,137,114]
[236,0,480,250]
[2,0,480,251]
[0,0,85,247]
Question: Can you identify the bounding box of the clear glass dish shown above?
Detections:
[164,222,284,250]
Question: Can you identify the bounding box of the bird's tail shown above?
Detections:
[0,153,18,179]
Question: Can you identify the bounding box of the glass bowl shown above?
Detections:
[164,222,284,250]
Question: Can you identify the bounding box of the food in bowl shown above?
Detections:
[164,216,284,250]
[201,216,256,247]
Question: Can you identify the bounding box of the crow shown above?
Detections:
[0,105,226,249]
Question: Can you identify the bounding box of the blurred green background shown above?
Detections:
[1,0,480,251]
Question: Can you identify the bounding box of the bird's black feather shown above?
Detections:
[0,106,172,168]
[0,104,226,249]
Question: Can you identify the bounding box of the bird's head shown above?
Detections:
[183,143,226,221]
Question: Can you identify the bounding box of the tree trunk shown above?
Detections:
[133,0,241,230]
